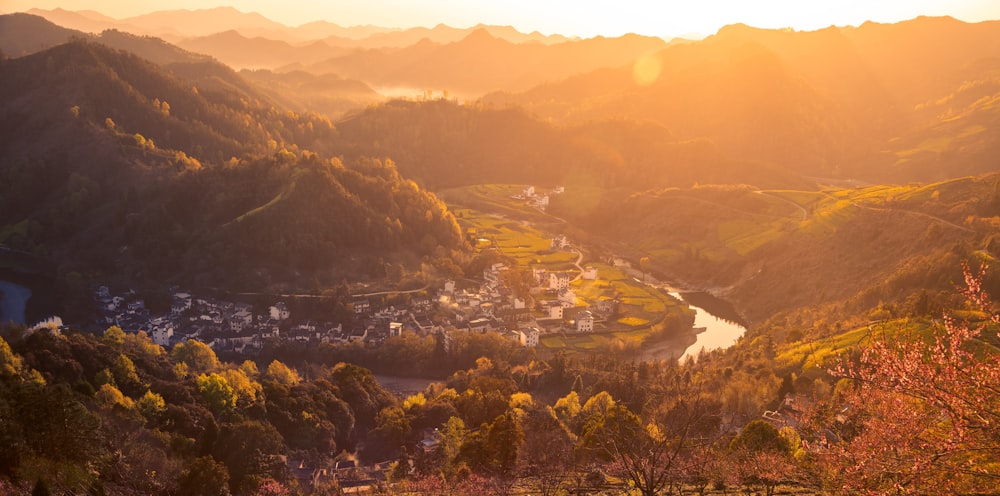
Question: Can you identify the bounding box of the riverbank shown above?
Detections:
[0,268,60,326]
[640,326,703,362]
[0,280,31,324]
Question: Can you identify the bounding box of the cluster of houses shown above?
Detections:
[511,185,564,211]
[437,240,619,348]
[93,285,439,355]
[92,229,617,358]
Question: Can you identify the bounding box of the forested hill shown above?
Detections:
[334,99,808,190]
[0,41,465,291]
[483,17,1000,184]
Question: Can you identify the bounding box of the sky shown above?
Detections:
[6,0,1000,38]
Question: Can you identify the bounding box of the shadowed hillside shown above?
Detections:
[0,41,465,291]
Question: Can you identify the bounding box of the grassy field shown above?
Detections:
[453,206,578,269]
[441,183,694,354]
[774,318,937,374]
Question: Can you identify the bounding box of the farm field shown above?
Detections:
[443,184,696,354]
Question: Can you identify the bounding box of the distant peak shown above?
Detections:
[463,28,498,42]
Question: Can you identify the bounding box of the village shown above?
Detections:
[91,191,620,361]
[87,209,630,491]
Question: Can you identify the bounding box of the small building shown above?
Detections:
[549,272,571,291]
[151,323,174,347]
[582,266,598,280]
[505,329,526,346]
[532,267,548,285]
[576,311,594,333]
[126,300,145,314]
[468,317,491,334]
[524,327,541,347]
[269,302,291,321]
[547,303,564,320]
[230,309,253,333]
[389,322,403,337]
[351,299,371,316]
[551,235,568,250]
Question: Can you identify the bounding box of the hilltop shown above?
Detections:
[0,41,464,293]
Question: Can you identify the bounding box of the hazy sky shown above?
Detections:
[7,0,1000,37]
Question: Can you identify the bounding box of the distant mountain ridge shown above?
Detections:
[24,7,573,46]
[484,16,1000,183]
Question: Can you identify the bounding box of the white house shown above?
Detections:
[582,266,598,280]
[269,302,290,321]
[524,327,541,347]
[523,185,535,197]
[505,329,526,346]
[468,318,491,334]
[513,297,526,309]
[549,272,571,291]
[484,263,508,285]
[230,309,253,333]
[576,311,594,333]
[151,323,174,347]
[389,322,403,337]
[547,304,564,319]
[352,299,371,315]
[444,280,456,294]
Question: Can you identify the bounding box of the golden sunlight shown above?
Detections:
[5,0,1000,38]
[632,53,662,86]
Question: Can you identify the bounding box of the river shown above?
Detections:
[615,257,747,360]
[671,291,748,361]
[0,280,32,325]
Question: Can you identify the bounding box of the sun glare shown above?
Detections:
[632,53,662,86]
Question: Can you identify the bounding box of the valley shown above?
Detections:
[1,4,999,495]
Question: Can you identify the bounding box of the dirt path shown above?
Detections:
[756,190,808,221]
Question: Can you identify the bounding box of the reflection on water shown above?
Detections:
[671,291,747,361]
[0,280,32,324]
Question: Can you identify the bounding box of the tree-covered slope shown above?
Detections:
[0,41,465,291]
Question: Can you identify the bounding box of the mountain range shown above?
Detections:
[2,7,999,295]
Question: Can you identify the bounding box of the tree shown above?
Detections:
[580,396,717,496]
[518,406,576,496]
[809,263,1000,494]
[436,416,467,479]
[95,383,133,409]
[172,340,219,375]
[102,326,125,347]
[730,420,790,454]
[196,373,237,415]
[265,360,300,387]
[212,421,287,495]
[728,420,794,496]
[639,256,651,282]
[136,390,166,420]
[369,406,412,460]
[178,456,231,496]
